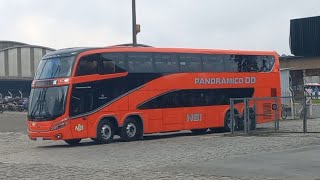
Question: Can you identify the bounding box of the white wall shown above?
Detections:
[33,48,43,71]
[21,48,32,77]
[8,48,18,77]
[281,69,291,96]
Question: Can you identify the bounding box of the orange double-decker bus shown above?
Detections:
[27,44,280,145]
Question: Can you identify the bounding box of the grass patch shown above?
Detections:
[312,99,320,104]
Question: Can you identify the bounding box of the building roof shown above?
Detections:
[0,40,55,52]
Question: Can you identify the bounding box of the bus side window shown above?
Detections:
[154,54,179,73]
[234,55,274,73]
[179,54,201,72]
[76,55,98,76]
[202,55,224,72]
[127,53,154,72]
[258,56,274,72]
[99,60,116,74]
[100,53,127,74]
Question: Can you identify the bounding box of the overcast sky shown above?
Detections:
[0,0,319,55]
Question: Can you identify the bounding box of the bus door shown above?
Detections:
[69,84,96,139]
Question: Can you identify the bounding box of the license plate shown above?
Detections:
[36,137,44,141]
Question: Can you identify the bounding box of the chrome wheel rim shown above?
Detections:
[126,123,136,138]
[101,124,112,140]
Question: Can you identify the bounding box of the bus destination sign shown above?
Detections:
[195,77,256,85]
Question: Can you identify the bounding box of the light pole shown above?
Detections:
[132,0,137,46]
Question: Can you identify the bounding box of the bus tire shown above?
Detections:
[237,117,244,131]
[224,111,241,132]
[224,111,231,132]
[120,118,142,141]
[191,128,208,135]
[65,139,81,145]
[95,120,115,144]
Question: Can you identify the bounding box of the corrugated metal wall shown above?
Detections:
[0,47,54,80]
[290,16,320,57]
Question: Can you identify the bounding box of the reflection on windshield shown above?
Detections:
[28,86,68,121]
[35,56,75,80]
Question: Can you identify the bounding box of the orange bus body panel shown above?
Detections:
[27,47,281,141]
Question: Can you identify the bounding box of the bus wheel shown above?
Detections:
[191,128,208,135]
[224,111,244,132]
[237,120,244,131]
[120,118,142,141]
[224,111,239,132]
[95,120,115,144]
[65,139,81,145]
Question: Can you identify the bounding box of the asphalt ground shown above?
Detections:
[1,112,320,179]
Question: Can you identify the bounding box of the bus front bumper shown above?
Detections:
[27,127,73,141]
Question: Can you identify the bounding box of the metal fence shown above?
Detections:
[229,95,320,134]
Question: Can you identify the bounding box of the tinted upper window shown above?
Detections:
[127,53,154,73]
[224,55,239,72]
[76,53,126,76]
[154,54,179,72]
[35,56,75,80]
[202,55,223,72]
[100,53,126,74]
[179,54,202,72]
[75,52,275,75]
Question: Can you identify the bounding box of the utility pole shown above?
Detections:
[132,0,137,46]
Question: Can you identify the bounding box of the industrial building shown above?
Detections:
[0,41,55,97]
[280,16,320,97]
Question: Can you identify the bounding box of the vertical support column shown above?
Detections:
[4,50,9,77]
[30,47,35,76]
[244,99,248,134]
[303,96,307,133]
[309,102,313,118]
[132,0,137,46]
[290,96,295,119]
[274,97,280,131]
[253,100,257,131]
[230,98,235,134]
[17,47,22,77]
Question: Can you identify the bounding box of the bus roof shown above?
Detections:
[44,46,278,59]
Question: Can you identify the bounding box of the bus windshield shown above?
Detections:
[28,86,68,121]
[35,56,75,80]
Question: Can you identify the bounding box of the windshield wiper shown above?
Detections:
[29,90,44,118]
[29,88,51,120]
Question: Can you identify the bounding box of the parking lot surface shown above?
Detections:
[1,112,320,180]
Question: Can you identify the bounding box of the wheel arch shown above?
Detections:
[223,107,240,118]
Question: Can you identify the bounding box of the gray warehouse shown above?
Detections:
[0,41,55,97]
